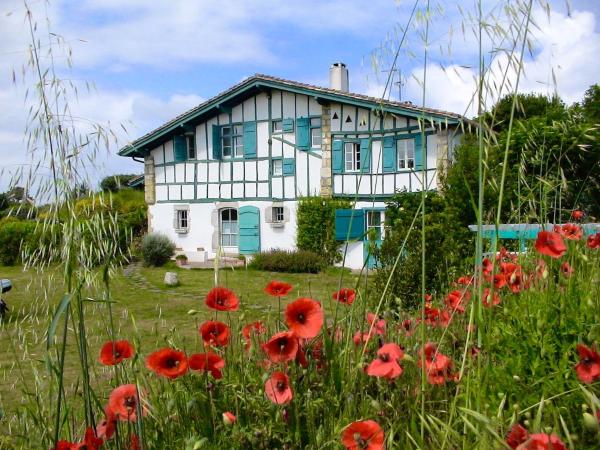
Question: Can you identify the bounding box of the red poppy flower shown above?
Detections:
[285,298,324,339]
[341,420,384,450]
[242,321,267,351]
[419,343,454,385]
[456,275,474,286]
[146,348,188,379]
[482,257,493,277]
[130,435,141,450]
[587,233,600,249]
[366,313,386,335]
[200,320,231,347]
[264,280,293,297]
[496,247,517,263]
[535,231,566,259]
[222,411,237,425]
[264,371,293,404]
[107,384,147,422]
[506,423,529,449]
[571,210,585,221]
[518,433,567,450]
[262,331,299,363]
[73,427,103,450]
[189,352,226,379]
[445,290,470,314]
[205,286,239,311]
[96,409,116,440]
[482,288,500,308]
[575,344,600,384]
[333,288,356,305]
[99,340,135,366]
[53,441,75,450]
[560,261,574,278]
[366,343,404,379]
[559,223,583,240]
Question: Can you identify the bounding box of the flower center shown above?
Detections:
[353,434,368,449]
[379,353,390,362]
[166,358,179,368]
[277,381,286,391]
[297,313,305,323]
[124,396,136,410]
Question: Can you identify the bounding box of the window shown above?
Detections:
[272,159,283,176]
[365,210,383,240]
[174,208,189,233]
[187,135,196,159]
[220,208,238,247]
[310,117,321,148]
[272,206,284,223]
[344,142,361,172]
[272,120,283,133]
[397,138,415,170]
[221,125,244,158]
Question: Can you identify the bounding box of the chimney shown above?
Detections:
[329,62,349,92]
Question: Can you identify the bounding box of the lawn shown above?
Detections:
[0,262,362,438]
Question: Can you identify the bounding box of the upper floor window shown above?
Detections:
[187,135,196,159]
[272,159,283,176]
[344,142,360,172]
[221,124,244,158]
[272,120,283,133]
[310,117,321,148]
[397,138,415,170]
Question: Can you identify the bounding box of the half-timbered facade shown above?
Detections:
[119,64,464,269]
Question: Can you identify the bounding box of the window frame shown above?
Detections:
[272,159,283,177]
[272,120,283,134]
[396,138,415,171]
[272,206,284,223]
[187,134,196,159]
[220,208,238,248]
[344,142,361,172]
[365,210,384,240]
[309,117,322,149]
[221,124,244,158]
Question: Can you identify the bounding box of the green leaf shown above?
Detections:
[47,294,71,350]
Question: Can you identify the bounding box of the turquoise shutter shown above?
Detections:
[243,122,257,158]
[296,117,310,150]
[173,135,187,162]
[382,136,396,173]
[332,139,344,173]
[360,138,371,173]
[238,206,260,254]
[414,133,424,170]
[282,158,295,176]
[282,118,294,133]
[335,209,365,241]
[212,125,222,160]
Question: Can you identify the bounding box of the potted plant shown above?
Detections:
[175,254,188,267]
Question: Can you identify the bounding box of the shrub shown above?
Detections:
[249,249,326,273]
[373,190,473,310]
[296,197,352,265]
[0,219,36,265]
[141,233,175,267]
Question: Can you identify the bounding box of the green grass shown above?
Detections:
[0,262,361,438]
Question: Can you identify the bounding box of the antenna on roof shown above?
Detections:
[381,68,404,101]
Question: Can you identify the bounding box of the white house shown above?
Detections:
[119,63,464,269]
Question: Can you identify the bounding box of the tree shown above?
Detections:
[100,174,139,192]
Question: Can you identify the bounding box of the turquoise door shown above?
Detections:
[239,206,260,254]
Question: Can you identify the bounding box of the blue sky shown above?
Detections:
[1,0,599,193]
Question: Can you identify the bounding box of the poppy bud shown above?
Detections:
[513,375,520,381]
[222,411,237,426]
[187,309,199,315]
[582,412,599,432]
[370,399,381,410]
[524,420,530,427]
[513,404,520,411]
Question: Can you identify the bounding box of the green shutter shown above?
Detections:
[243,121,257,158]
[296,117,310,150]
[173,135,187,162]
[282,118,294,133]
[414,133,424,170]
[382,136,396,173]
[360,138,371,173]
[239,206,260,254]
[332,139,344,174]
[335,209,365,241]
[212,124,222,160]
[282,158,295,176]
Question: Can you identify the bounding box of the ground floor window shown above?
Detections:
[272,206,284,223]
[365,210,383,240]
[220,208,238,247]
[177,209,188,229]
